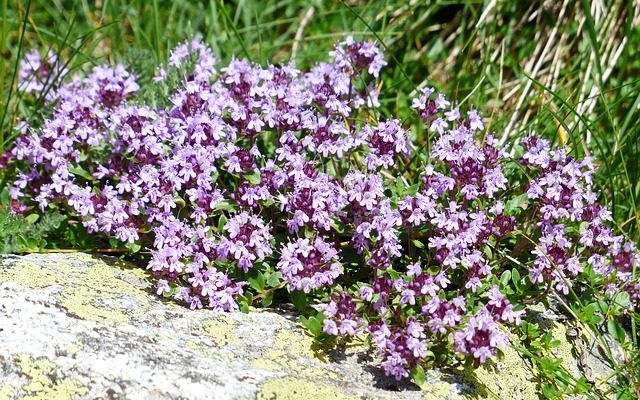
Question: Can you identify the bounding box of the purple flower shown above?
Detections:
[278,236,343,293]
[18,49,67,97]
[219,212,273,271]
[8,37,639,384]
[363,120,411,170]
[422,296,466,334]
[485,286,525,325]
[454,307,508,364]
[330,35,387,78]
[370,317,428,379]
[343,172,385,212]
[323,292,360,336]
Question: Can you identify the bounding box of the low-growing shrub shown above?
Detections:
[4,37,639,388]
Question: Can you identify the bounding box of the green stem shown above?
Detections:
[252,281,287,302]
[1,0,31,150]
[0,0,7,116]
[152,0,162,62]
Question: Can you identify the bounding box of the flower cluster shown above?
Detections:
[6,37,638,382]
[520,136,640,302]
[372,317,428,380]
[18,49,67,97]
[453,307,508,364]
[278,237,342,293]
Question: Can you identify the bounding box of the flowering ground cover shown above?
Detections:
[1,1,640,399]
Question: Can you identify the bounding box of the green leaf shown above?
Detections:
[483,245,493,259]
[290,290,308,312]
[407,183,420,196]
[25,213,39,224]
[572,376,592,394]
[213,200,237,212]
[217,215,228,233]
[613,291,630,310]
[500,270,511,287]
[266,271,282,287]
[174,196,186,207]
[311,314,324,335]
[538,356,563,376]
[17,235,39,251]
[261,292,273,307]
[395,176,405,196]
[541,382,560,399]
[300,313,325,336]
[607,319,627,344]
[300,316,311,330]
[505,193,529,215]
[244,171,262,185]
[69,165,93,180]
[262,198,275,207]
[161,284,177,298]
[238,292,252,313]
[247,269,265,291]
[387,269,400,281]
[237,293,254,313]
[594,300,609,315]
[410,365,426,386]
[125,241,141,253]
[511,268,520,284]
[412,239,424,249]
[35,212,65,233]
[581,303,603,325]
[331,221,345,234]
[109,237,120,248]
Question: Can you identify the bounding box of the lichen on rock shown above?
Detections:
[0,253,617,399]
[12,354,88,400]
[257,377,354,400]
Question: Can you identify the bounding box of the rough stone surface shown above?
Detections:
[0,253,617,400]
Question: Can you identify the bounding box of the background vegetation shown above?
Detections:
[1,1,639,398]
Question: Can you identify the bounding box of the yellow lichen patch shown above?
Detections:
[0,384,18,400]
[199,315,238,347]
[257,377,354,400]
[59,289,131,324]
[457,345,539,400]
[63,342,83,356]
[249,357,282,372]
[548,322,577,374]
[0,253,152,325]
[0,262,59,288]
[252,348,336,380]
[272,328,326,360]
[344,340,369,355]
[185,339,208,353]
[249,328,336,380]
[14,354,87,400]
[544,322,614,393]
[421,380,463,400]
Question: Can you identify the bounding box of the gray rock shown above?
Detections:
[0,253,618,399]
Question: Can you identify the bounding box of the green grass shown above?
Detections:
[1,0,639,398]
